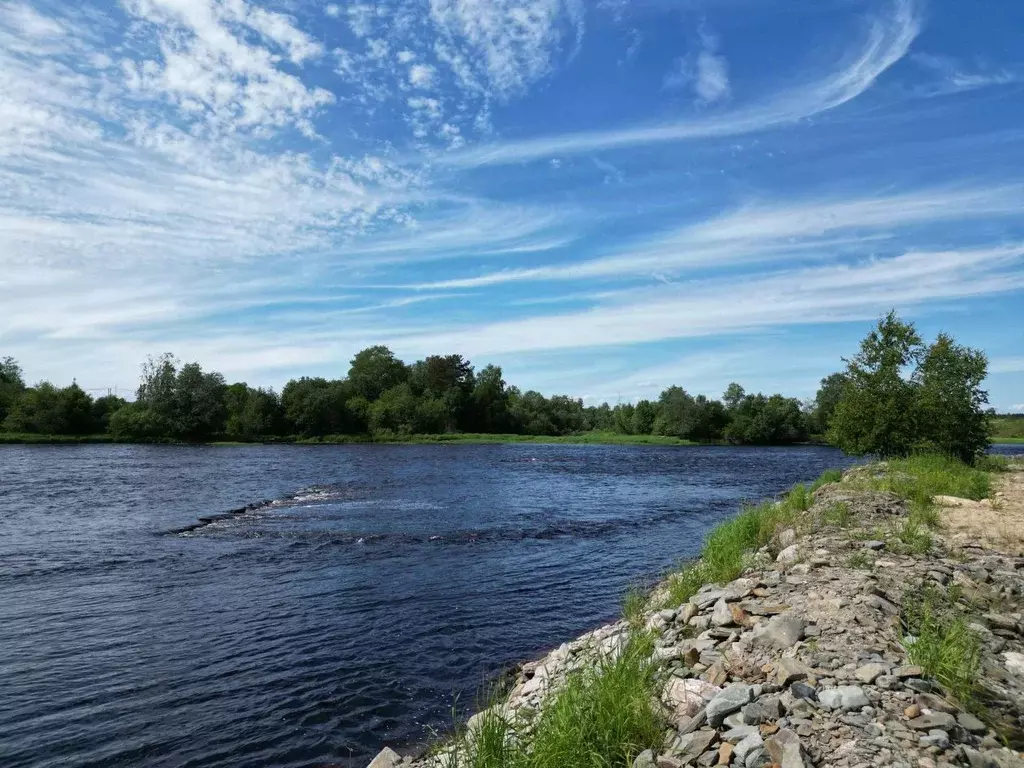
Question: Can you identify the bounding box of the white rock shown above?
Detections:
[776,544,799,564]
[1005,651,1024,677]
[664,678,720,718]
[366,746,402,768]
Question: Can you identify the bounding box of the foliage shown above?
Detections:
[724,392,807,445]
[902,585,982,705]
[867,454,992,502]
[829,311,990,462]
[809,372,848,435]
[0,356,26,424]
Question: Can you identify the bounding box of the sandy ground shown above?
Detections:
[938,459,1024,554]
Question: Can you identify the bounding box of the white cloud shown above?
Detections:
[445,0,919,166]
[325,4,340,19]
[912,53,1018,95]
[397,49,416,64]
[990,358,1024,374]
[409,62,436,88]
[428,0,583,97]
[664,28,729,104]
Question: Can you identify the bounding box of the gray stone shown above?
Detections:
[854,663,890,684]
[1004,651,1024,677]
[706,684,754,727]
[817,685,870,711]
[722,725,760,743]
[741,696,782,725]
[893,665,924,679]
[919,729,951,750]
[712,598,734,627]
[862,540,886,550]
[915,692,956,714]
[734,732,764,763]
[775,658,809,686]
[751,615,806,649]
[776,544,799,564]
[670,729,717,763]
[633,749,657,768]
[765,728,806,768]
[778,529,797,548]
[744,747,772,768]
[366,747,402,768]
[904,678,935,693]
[908,712,957,731]
[957,711,988,734]
[790,681,817,701]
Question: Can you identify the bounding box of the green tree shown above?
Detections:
[281,377,353,437]
[133,354,226,440]
[828,311,923,458]
[224,384,284,439]
[59,383,96,435]
[369,383,420,434]
[92,394,127,433]
[810,372,848,435]
[723,383,745,411]
[631,400,657,435]
[470,364,512,433]
[108,402,170,440]
[0,356,26,426]
[2,381,95,435]
[915,333,990,462]
[725,393,807,444]
[348,346,408,401]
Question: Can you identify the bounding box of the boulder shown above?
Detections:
[750,615,806,649]
[366,747,402,768]
[817,686,870,711]
[706,684,755,727]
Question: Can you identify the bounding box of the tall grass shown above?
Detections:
[447,633,663,768]
[902,585,982,705]
[873,454,992,502]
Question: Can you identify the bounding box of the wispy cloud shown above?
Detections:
[443,0,920,167]
[664,27,730,104]
[912,53,1019,96]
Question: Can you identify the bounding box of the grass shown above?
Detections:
[821,501,853,528]
[848,550,873,569]
[811,468,843,491]
[992,437,1024,444]
[874,454,992,502]
[902,584,982,706]
[621,586,649,629]
[0,433,115,444]
[446,633,664,768]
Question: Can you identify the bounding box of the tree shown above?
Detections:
[369,383,420,434]
[348,346,408,401]
[225,384,283,440]
[723,383,746,411]
[108,402,170,440]
[2,381,96,435]
[470,364,512,433]
[724,393,807,445]
[915,333,989,462]
[810,372,848,435]
[281,377,353,437]
[0,356,25,426]
[132,354,226,440]
[631,400,657,435]
[92,394,127,433]
[828,311,923,458]
[59,383,96,435]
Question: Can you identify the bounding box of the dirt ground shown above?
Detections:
[939,459,1024,554]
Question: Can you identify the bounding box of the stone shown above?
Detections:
[744,747,772,768]
[680,604,699,623]
[919,729,951,750]
[818,686,870,711]
[671,729,718,763]
[957,711,987,734]
[707,684,755,727]
[775,658,809,686]
[734,732,764,763]
[712,598,734,627]
[366,747,402,768]
[729,603,750,627]
[657,758,684,768]
[904,678,935,694]
[722,725,760,743]
[741,697,782,725]
[717,743,734,766]
[862,540,886,550]
[984,613,1018,632]
[665,678,720,721]
[765,728,806,768]
[704,661,729,686]
[904,704,921,718]
[915,693,956,714]
[778,529,797,548]
[908,712,956,731]
[894,665,925,679]
[634,749,657,768]
[776,545,800,564]
[1004,651,1024,677]
[750,615,806,649]
[790,681,817,701]
[854,663,890,684]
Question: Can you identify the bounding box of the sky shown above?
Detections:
[1,0,1022,410]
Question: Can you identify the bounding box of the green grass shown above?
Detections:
[848,550,873,570]
[447,633,664,768]
[360,431,699,446]
[0,433,115,444]
[902,585,982,706]
[621,586,649,629]
[821,501,853,528]
[990,415,1024,440]
[811,468,843,491]
[859,454,993,503]
[992,436,1024,444]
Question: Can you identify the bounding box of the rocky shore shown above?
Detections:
[366,461,1024,768]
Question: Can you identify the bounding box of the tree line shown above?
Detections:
[0,312,994,461]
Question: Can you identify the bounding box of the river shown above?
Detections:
[1,443,857,766]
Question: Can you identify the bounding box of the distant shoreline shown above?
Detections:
[2,431,1021,447]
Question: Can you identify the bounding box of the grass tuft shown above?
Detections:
[811,468,843,492]
[821,501,853,528]
[873,454,992,502]
[902,585,982,706]
[621,586,648,628]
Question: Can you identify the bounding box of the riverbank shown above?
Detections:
[365,456,1024,768]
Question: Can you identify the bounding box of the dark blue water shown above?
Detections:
[0,443,854,767]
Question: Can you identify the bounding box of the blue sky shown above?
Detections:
[1,0,1022,410]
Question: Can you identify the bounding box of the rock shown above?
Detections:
[854,662,890,684]
[671,729,718,763]
[776,545,799,564]
[957,711,988,734]
[1004,651,1024,677]
[984,613,1019,632]
[717,742,734,765]
[680,604,699,623]
[778,529,797,548]
[704,661,728,686]
[919,729,951,750]
[734,732,764,763]
[904,678,934,694]
[657,757,683,768]
[633,749,657,768]
[750,615,805,649]
[817,686,870,711]
[729,603,750,627]
[915,692,956,714]
[722,725,760,743]
[894,665,924,679]
[790,681,816,701]
[665,678,720,721]
[765,728,806,768]
[775,658,809,687]
[707,684,755,727]
[862,540,886,550]
[744,747,771,768]
[712,598,734,627]
[366,747,402,768]
[904,704,921,718]
[741,696,782,725]
[908,712,957,731]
